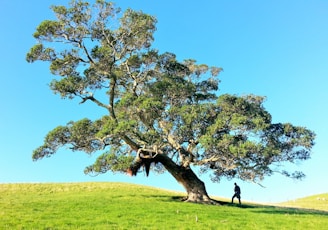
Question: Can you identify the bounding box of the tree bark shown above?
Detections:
[156,154,218,204]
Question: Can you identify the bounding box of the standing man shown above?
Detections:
[232,183,241,205]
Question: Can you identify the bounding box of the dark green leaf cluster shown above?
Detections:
[84,152,135,175]
[32,118,103,160]
[198,94,315,182]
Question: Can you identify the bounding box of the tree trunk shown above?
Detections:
[156,154,218,204]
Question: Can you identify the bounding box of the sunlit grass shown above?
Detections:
[0,182,327,229]
[280,193,328,212]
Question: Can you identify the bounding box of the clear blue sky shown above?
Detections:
[1,0,327,203]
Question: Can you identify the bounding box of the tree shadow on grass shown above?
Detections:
[156,195,328,216]
[251,206,328,216]
[218,200,328,216]
[172,196,328,216]
[168,196,256,207]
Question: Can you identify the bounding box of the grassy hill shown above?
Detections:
[1,182,327,229]
[280,193,328,212]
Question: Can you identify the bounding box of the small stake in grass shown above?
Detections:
[195,215,198,222]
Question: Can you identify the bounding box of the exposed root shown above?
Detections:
[183,195,222,205]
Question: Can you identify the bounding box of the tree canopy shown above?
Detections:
[27,0,315,203]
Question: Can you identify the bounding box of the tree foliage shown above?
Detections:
[27,0,315,191]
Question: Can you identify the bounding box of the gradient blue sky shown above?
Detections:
[1,0,327,203]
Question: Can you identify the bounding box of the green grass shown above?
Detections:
[1,182,327,229]
[280,193,328,211]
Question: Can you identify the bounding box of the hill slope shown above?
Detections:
[280,193,328,211]
[0,182,327,229]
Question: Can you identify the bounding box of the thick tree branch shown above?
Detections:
[158,121,192,167]
[122,135,140,152]
[82,42,94,64]
[108,75,117,119]
[79,94,110,111]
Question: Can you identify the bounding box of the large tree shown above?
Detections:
[27,0,315,203]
